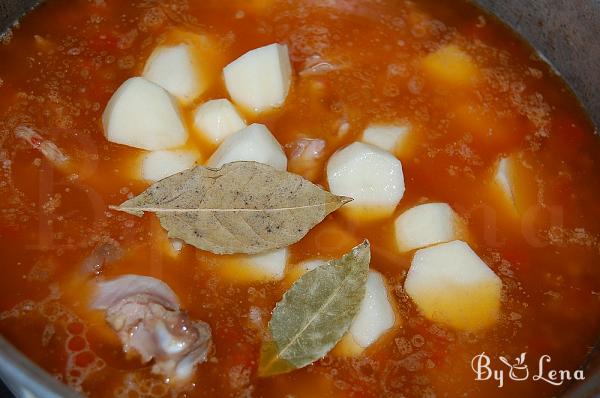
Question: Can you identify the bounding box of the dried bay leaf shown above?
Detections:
[111,161,351,254]
[259,241,370,377]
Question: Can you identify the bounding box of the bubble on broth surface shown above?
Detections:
[228,364,252,391]
[407,76,424,94]
[115,372,170,398]
[395,336,413,356]
[138,8,167,32]
[42,324,56,346]
[0,285,105,391]
[398,350,430,372]
[117,55,136,70]
[25,259,56,282]
[546,226,600,248]
[289,25,332,57]
[64,321,106,390]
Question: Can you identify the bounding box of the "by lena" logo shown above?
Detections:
[471,352,585,388]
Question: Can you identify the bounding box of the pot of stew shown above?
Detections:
[0,0,599,397]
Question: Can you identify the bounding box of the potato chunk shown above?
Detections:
[361,124,409,154]
[349,271,396,348]
[151,220,185,258]
[284,258,328,286]
[102,77,187,150]
[143,44,205,104]
[140,150,199,182]
[193,99,246,144]
[223,43,292,113]
[494,157,515,205]
[404,240,502,331]
[422,45,477,86]
[206,123,287,170]
[296,259,326,273]
[219,248,289,282]
[242,248,288,280]
[326,142,405,220]
[491,153,538,216]
[394,203,460,252]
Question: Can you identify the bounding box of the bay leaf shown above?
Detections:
[110,161,351,255]
[259,241,370,377]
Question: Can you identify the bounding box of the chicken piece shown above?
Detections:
[15,126,70,172]
[285,138,326,181]
[92,275,212,383]
[80,238,123,275]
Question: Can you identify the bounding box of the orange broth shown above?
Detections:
[0,0,600,397]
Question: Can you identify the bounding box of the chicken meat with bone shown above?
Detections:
[92,274,212,383]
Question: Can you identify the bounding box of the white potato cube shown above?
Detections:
[140,150,199,182]
[143,44,205,104]
[159,235,185,258]
[170,238,184,253]
[495,157,515,204]
[219,248,289,282]
[193,99,246,144]
[206,123,287,170]
[394,203,460,252]
[151,219,185,258]
[404,240,502,331]
[285,258,328,285]
[244,248,288,280]
[298,259,327,273]
[422,45,478,86]
[102,77,188,150]
[223,43,292,113]
[361,124,409,154]
[349,271,396,349]
[326,142,405,219]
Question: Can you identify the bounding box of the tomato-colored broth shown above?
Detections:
[1,0,600,397]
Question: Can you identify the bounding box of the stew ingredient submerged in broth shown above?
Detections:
[1,0,600,397]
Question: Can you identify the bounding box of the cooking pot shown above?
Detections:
[0,0,599,397]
